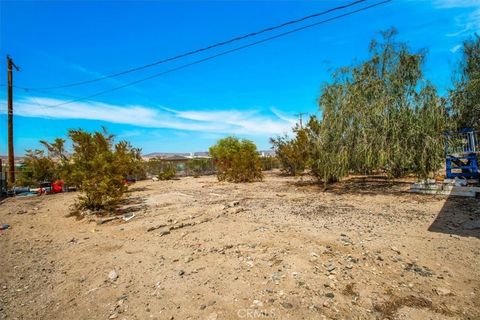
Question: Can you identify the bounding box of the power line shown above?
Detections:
[16,86,80,99]
[29,0,368,90]
[26,0,392,109]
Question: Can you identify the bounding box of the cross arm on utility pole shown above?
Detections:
[294,112,308,129]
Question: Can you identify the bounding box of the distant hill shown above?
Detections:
[143,150,275,159]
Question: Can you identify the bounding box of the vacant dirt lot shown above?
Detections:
[0,172,479,320]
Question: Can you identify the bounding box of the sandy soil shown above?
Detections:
[0,172,479,320]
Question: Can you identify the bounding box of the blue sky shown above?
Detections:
[0,0,479,155]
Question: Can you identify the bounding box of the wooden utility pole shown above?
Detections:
[7,55,19,185]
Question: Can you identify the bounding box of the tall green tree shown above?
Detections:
[304,28,447,185]
[450,34,480,129]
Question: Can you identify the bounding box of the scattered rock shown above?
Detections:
[224,201,240,209]
[207,312,218,320]
[405,262,434,277]
[281,301,293,309]
[325,264,336,272]
[252,300,263,308]
[159,229,171,237]
[390,246,401,254]
[434,287,452,296]
[325,292,335,298]
[108,270,118,281]
[147,223,167,232]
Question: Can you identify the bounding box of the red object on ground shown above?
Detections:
[51,180,64,193]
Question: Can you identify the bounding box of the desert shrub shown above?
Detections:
[259,156,279,171]
[270,125,310,175]
[68,129,143,212]
[39,138,74,184]
[209,137,263,182]
[114,141,146,181]
[186,158,215,177]
[146,159,177,180]
[17,150,57,187]
[157,161,177,180]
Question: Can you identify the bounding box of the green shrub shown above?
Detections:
[209,137,263,182]
[186,158,215,177]
[146,159,177,180]
[270,126,310,176]
[158,161,177,180]
[17,150,57,187]
[67,129,143,213]
[259,156,279,171]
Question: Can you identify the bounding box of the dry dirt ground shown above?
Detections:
[0,172,479,320]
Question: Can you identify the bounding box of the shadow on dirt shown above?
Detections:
[294,176,412,196]
[428,195,480,239]
[127,186,152,193]
[115,196,147,214]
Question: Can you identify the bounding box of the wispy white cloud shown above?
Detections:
[434,0,480,8]
[434,0,480,37]
[0,97,295,136]
[450,44,463,52]
[70,63,144,93]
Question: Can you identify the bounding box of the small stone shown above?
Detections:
[184,256,193,263]
[108,270,118,281]
[324,282,336,289]
[434,287,452,296]
[252,300,263,308]
[325,292,335,298]
[325,264,335,272]
[178,270,185,276]
[207,312,218,320]
[281,301,293,309]
[390,246,400,254]
[159,229,171,237]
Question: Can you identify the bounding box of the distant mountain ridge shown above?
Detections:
[143,150,275,159]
